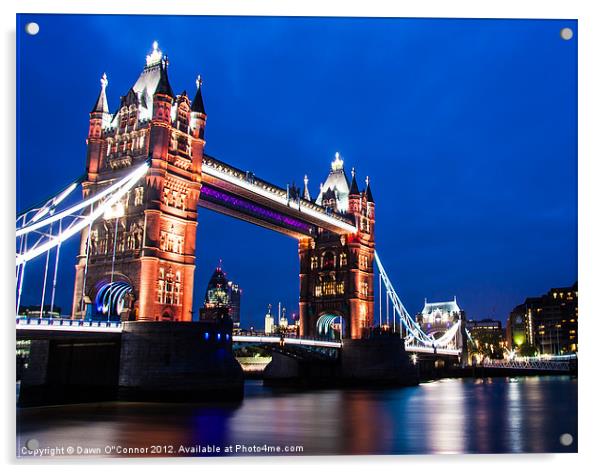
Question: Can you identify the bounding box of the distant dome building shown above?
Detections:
[204,264,230,308]
[201,261,242,326]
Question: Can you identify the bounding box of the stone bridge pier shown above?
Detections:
[263,336,418,387]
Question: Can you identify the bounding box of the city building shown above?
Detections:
[228,281,242,327]
[264,304,275,334]
[200,261,242,327]
[466,318,505,359]
[279,304,288,329]
[416,297,464,339]
[506,282,578,355]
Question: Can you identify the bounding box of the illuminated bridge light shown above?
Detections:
[200,186,314,234]
[201,156,356,233]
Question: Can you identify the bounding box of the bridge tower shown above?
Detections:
[72,42,206,321]
[299,154,375,339]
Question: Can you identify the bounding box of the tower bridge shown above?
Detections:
[15,42,468,404]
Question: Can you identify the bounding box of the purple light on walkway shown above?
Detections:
[201,186,313,233]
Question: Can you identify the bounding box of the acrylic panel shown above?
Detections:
[15,14,577,458]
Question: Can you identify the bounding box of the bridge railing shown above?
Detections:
[481,357,574,371]
[235,330,339,343]
[16,317,122,332]
[233,331,343,349]
[202,154,356,231]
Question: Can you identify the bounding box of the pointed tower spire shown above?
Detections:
[191,74,206,114]
[91,73,110,114]
[155,57,174,98]
[146,40,163,67]
[303,174,311,200]
[349,167,360,195]
[331,151,344,171]
[365,175,374,203]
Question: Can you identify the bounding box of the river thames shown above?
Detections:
[17,376,577,457]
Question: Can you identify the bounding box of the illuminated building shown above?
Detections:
[264,304,275,334]
[204,264,229,308]
[72,42,206,322]
[278,303,288,329]
[299,153,375,339]
[201,261,242,327]
[506,282,578,355]
[228,282,242,327]
[466,318,505,359]
[416,297,463,339]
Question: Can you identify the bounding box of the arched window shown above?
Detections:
[322,251,335,269]
[323,274,337,296]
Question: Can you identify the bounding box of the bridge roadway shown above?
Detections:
[200,154,357,238]
[16,318,462,356]
[17,318,576,372]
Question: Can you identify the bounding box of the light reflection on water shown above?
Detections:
[17,376,577,457]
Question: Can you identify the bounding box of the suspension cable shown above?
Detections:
[16,236,28,317]
[378,273,382,326]
[79,204,94,318]
[39,222,53,318]
[16,162,148,266]
[49,220,62,315]
[108,214,120,320]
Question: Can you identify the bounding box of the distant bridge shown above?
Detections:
[16,317,461,357]
[480,356,576,372]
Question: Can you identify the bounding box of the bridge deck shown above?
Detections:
[201,154,357,237]
[16,319,460,355]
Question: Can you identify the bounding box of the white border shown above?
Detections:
[2,1,599,471]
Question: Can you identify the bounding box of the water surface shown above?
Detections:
[17,376,577,457]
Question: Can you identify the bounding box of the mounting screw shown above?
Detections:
[25,22,40,36]
[559,433,573,446]
[560,27,573,41]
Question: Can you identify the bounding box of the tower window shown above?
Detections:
[134,186,144,206]
[157,267,181,306]
[361,281,369,297]
[322,251,336,269]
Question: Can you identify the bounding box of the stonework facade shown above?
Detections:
[72,43,206,322]
[299,159,375,339]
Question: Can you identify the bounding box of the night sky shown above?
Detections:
[16,15,577,328]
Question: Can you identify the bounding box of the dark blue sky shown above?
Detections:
[17,15,577,328]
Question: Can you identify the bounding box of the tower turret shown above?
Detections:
[149,56,174,168]
[190,75,207,176]
[303,174,311,201]
[299,155,375,340]
[86,73,111,178]
[348,167,361,214]
[364,175,374,203]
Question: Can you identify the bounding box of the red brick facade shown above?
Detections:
[299,177,375,339]
[72,49,205,322]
